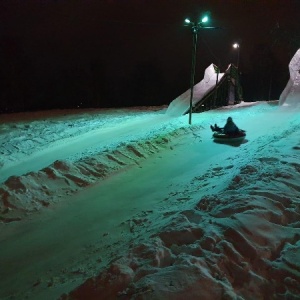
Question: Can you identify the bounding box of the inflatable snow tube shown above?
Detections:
[213,131,246,143]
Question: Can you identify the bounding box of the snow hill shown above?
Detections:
[1,101,300,300]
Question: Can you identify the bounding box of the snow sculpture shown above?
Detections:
[166,64,224,116]
[279,48,300,106]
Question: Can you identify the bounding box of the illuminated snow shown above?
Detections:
[166,64,224,116]
[279,48,300,106]
[1,102,300,299]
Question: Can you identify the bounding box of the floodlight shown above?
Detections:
[201,16,209,23]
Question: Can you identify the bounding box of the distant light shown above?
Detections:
[233,43,240,48]
[201,16,209,23]
[185,18,191,24]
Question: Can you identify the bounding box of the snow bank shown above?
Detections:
[0,125,198,222]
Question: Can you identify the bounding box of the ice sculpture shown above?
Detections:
[166,64,224,116]
[279,48,300,106]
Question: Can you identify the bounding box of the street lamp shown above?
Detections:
[233,42,242,102]
[185,16,219,125]
[233,43,240,69]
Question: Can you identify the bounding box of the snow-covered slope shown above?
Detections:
[1,102,300,300]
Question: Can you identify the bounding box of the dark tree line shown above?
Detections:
[242,44,288,101]
[0,36,180,113]
[0,37,33,112]
[0,31,298,113]
[242,25,300,102]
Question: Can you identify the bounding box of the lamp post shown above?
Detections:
[185,16,219,125]
[233,42,242,102]
[233,43,240,69]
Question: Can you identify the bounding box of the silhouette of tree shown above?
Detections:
[244,43,286,101]
[0,36,33,112]
[129,60,166,106]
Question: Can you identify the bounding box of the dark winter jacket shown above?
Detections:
[223,119,239,134]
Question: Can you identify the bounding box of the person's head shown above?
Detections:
[227,117,233,123]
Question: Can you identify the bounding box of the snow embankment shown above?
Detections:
[0,107,200,222]
[62,129,300,300]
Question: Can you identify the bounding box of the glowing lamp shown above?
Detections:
[201,16,209,23]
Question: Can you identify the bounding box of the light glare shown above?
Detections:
[233,43,239,48]
[201,16,209,23]
[185,18,191,24]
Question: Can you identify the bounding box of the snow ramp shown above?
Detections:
[279,48,300,107]
[166,64,243,117]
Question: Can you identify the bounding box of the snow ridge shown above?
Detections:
[0,126,198,222]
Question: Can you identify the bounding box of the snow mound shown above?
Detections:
[63,153,300,300]
[0,126,198,222]
[279,48,300,107]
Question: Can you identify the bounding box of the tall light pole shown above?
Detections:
[233,42,240,69]
[185,16,219,125]
[233,42,242,102]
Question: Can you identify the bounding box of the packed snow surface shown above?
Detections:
[1,101,300,300]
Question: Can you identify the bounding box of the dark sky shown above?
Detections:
[0,0,299,112]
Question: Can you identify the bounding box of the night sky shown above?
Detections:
[0,0,299,112]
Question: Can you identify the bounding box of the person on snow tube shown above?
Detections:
[223,117,240,135]
[210,117,240,135]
